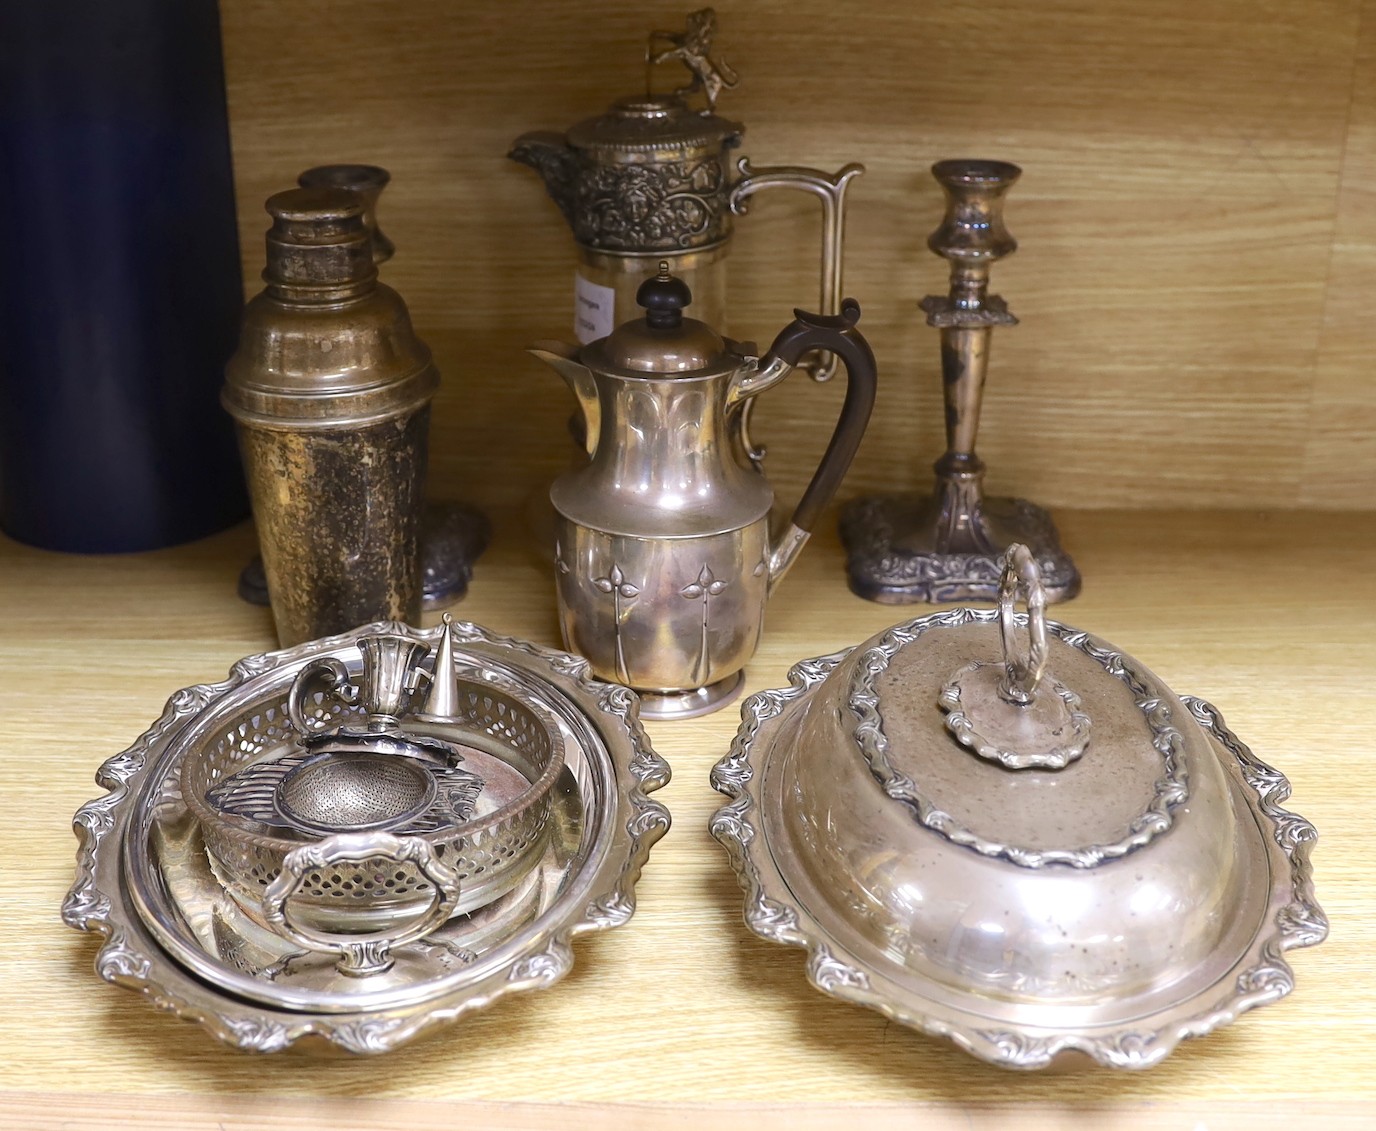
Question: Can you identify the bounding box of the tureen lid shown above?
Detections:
[588,263,733,376]
[711,545,1327,1069]
[853,544,1193,866]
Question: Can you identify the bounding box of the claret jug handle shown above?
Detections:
[731,298,877,588]
[729,159,865,383]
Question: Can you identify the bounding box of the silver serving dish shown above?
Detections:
[64,619,670,1053]
[710,546,1326,1070]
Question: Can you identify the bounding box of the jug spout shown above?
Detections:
[530,341,600,457]
[508,131,579,229]
[766,523,811,593]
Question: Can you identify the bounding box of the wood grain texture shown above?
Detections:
[1,509,1372,1117]
[1304,0,1376,507]
[214,0,1376,514]
[0,1093,1372,1131]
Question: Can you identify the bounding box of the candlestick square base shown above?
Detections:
[839,493,1081,605]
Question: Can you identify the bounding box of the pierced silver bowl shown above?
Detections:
[179,627,567,931]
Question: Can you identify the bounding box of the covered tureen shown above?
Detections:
[711,546,1326,1069]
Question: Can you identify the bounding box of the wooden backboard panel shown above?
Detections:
[218,0,1376,511]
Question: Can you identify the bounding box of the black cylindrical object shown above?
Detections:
[0,0,248,552]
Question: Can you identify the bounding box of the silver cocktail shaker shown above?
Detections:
[223,187,438,646]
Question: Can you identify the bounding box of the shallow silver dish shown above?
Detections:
[710,549,1326,1070]
[64,621,670,1053]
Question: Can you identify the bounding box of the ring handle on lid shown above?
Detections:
[997,543,1048,706]
[938,543,1091,771]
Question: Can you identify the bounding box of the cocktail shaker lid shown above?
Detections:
[262,186,376,293]
[223,186,437,429]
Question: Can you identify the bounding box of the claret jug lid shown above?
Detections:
[565,93,743,165]
[528,7,746,167]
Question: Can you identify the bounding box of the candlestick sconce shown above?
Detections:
[840,159,1080,605]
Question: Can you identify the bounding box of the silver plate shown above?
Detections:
[710,646,1326,1071]
[63,621,670,1053]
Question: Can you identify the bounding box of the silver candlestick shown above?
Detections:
[840,159,1079,604]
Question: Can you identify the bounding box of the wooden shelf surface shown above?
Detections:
[1,508,1372,1128]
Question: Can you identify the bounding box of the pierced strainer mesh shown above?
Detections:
[279,753,436,832]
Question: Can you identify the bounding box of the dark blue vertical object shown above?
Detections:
[0,0,248,552]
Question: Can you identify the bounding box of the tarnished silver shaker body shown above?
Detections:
[223,187,439,647]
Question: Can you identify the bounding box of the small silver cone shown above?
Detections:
[416,613,461,721]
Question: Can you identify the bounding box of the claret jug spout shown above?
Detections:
[531,264,878,720]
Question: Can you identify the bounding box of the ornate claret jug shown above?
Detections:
[510,8,863,465]
[531,265,877,720]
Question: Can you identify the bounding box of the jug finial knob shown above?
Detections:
[636,263,692,329]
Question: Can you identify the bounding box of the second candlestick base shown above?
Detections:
[839,493,1080,605]
[238,501,490,612]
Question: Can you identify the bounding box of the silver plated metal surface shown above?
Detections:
[840,159,1080,605]
[937,546,1091,771]
[237,159,489,617]
[509,8,862,385]
[63,620,670,1053]
[262,832,463,978]
[534,266,876,718]
[181,628,565,928]
[710,602,1326,1069]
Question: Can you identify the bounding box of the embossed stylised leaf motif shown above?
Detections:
[808,946,871,993]
[331,1017,409,1055]
[221,1016,294,1053]
[586,890,635,928]
[708,796,754,848]
[97,938,153,982]
[594,563,639,598]
[747,893,801,942]
[61,877,111,929]
[508,948,572,985]
[627,795,672,839]
[681,564,728,599]
[593,562,640,683]
[682,564,729,683]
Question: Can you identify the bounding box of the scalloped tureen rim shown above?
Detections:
[708,621,1327,1071]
